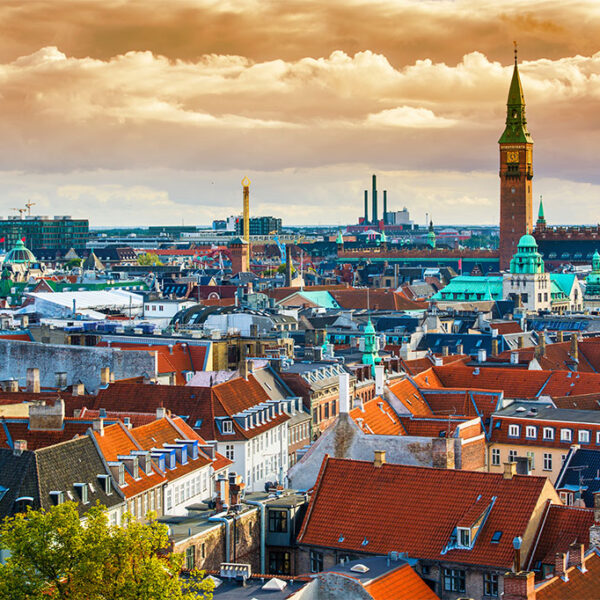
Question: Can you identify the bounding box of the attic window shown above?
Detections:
[97,475,112,495]
[491,531,502,544]
[222,420,234,434]
[457,527,471,548]
[74,483,89,504]
[49,491,65,505]
[194,419,203,428]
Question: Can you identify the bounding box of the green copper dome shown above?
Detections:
[4,239,36,265]
[509,234,544,274]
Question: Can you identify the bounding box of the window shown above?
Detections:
[491,448,501,466]
[491,531,502,544]
[525,426,537,439]
[225,445,234,461]
[310,550,324,573]
[457,528,471,548]
[527,451,535,470]
[543,453,552,471]
[509,449,518,462]
[268,509,288,533]
[596,431,600,445]
[185,546,195,571]
[508,424,520,438]
[559,491,573,505]
[444,569,466,593]
[561,429,572,442]
[543,427,554,441]
[579,430,590,444]
[269,551,291,575]
[484,572,499,597]
[222,420,234,434]
[74,483,88,504]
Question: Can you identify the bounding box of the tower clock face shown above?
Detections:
[507,151,519,163]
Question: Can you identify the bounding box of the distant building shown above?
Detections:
[235,216,282,236]
[0,215,89,253]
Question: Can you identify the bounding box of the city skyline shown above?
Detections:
[3,0,600,226]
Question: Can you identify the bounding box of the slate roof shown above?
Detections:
[555,448,600,507]
[0,436,123,519]
[297,457,557,569]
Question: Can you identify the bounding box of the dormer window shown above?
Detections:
[525,426,537,439]
[579,430,590,444]
[457,527,471,549]
[74,483,89,504]
[508,424,520,438]
[543,427,554,441]
[222,420,234,434]
[561,428,572,442]
[49,491,65,505]
[97,474,112,495]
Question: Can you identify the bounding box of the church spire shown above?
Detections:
[499,43,533,144]
[536,195,546,230]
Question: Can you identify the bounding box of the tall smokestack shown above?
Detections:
[383,190,387,225]
[285,245,292,287]
[242,176,250,244]
[372,174,378,224]
[364,190,368,224]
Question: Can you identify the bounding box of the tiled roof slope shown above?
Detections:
[537,549,600,600]
[0,418,90,450]
[527,503,594,570]
[297,457,558,569]
[364,562,440,600]
[349,398,405,435]
[387,378,432,416]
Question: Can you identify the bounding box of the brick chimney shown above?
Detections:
[72,382,85,396]
[557,331,564,343]
[240,359,249,380]
[432,437,455,469]
[26,368,40,393]
[567,542,585,571]
[100,367,111,387]
[4,379,18,392]
[93,418,104,436]
[214,474,229,513]
[374,450,386,468]
[228,472,245,506]
[502,571,536,600]
[491,338,499,357]
[156,407,167,420]
[571,334,579,362]
[13,439,27,456]
[504,461,517,479]
[29,398,65,431]
[555,552,568,581]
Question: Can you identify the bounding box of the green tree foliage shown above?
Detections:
[137,253,163,266]
[65,258,82,268]
[0,502,213,600]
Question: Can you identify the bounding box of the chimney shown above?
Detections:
[539,334,546,357]
[374,450,386,468]
[477,348,487,363]
[555,552,568,581]
[100,367,110,387]
[93,418,104,436]
[72,382,85,396]
[364,190,368,224]
[456,343,464,355]
[372,174,378,224]
[228,472,245,506]
[215,474,230,513]
[285,247,292,287]
[557,331,564,343]
[168,344,174,355]
[518,336,524,349]
[29,398,65,431]
[374,364,385,397]
[571,334,579,362]
[432,437,455,469]
[442,345,449,357]
[513,536,523,572]
[567,542,585,571]
[502,571,535,600]
[240,359,249,380]
[169,372,176,386]
[156,407,167,420]
[383,190,387,224]
[249,323,258,338]
[55,372,68,389]
[504,461,517,479]
[491,339,499,357]
[338,372,350,414]
[26,368,40,394]
[4,379,18,392]
[510,351,519,365]
[13,439,27,456]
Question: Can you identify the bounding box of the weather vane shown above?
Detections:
[513,40,518,64]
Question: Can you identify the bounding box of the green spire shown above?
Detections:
[362,318,380,375]
[536,195,546,227]
[427,220,436,249]
[499,45,533,145]
[336,230,344,245]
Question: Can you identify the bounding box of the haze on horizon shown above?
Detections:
[3,0,600,228]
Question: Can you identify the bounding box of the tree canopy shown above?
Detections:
[0,502,213,600]
[137,253,163,266]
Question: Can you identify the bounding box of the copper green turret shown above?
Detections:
[498,49,533,144]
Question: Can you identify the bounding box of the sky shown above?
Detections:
[3,0,600,227]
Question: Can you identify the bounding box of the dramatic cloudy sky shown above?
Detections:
[3,0,600,227]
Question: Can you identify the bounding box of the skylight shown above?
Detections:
[491,531,503,543]
[351,564,370,573]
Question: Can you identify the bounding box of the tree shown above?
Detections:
[0,502,213,600]
[65,258,82,269]
[137,253,163,266]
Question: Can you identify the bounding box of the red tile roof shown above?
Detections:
[363,563,440,600]
[329,288,427,311]
[297,457,557,569]
[537,550,600,599]
[0,418,90,450]
[387,378,432,416]
[349,398,405,435]
[528,503,594,570]
[490,321,523,335]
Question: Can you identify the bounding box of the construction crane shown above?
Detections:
[25,201,35,216]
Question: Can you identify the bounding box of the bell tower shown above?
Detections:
[499,44,533,270]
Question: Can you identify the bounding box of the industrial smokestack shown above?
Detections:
[372,174,378,224]
[364,190,368,224]
[383,190,387,225]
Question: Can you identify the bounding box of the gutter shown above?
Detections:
[208,511,231,562]
[246,499,266,574]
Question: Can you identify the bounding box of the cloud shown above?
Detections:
[367,106,456,128]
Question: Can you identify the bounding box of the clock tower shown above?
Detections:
[499,46,533,270]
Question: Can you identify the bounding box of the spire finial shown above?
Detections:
[513,41,518,65]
